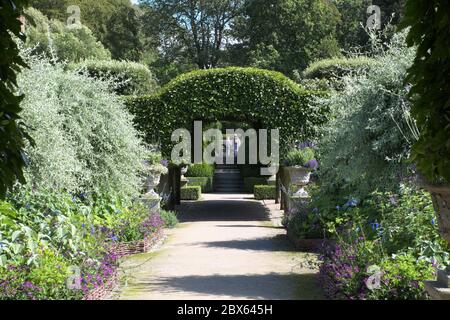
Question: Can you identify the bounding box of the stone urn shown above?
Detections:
[180,165,189,187]
[284,166,312,198]
[142,173,161,211]
[421,178,450,299]
[145,173,161,198]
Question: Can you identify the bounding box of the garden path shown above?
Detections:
[115,194,323,300]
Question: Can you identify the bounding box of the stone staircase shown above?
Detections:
[213,164,243,193]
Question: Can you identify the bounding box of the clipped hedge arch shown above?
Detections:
[126,67,329,158]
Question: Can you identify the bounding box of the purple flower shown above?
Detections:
[297,140,316,149]
[160,159,169,167]
[305,159,319,170]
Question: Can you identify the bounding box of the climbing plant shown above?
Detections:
[401,0,450,182]
[0,0,32,198]
[126,67,329,158]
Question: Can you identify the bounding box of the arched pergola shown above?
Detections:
[126,67,328,208]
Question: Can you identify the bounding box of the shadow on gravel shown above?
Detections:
[129,273,324,300]
[193,235,296,252]
[178,199,271,222]
[215,224,284,229]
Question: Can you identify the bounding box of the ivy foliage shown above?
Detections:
[401,0,450,182]
[0,0,31,198]
[126,67,329,157]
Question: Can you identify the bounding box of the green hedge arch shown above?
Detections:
[126,67,329,158]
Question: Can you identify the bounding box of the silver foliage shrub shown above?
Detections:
[17,52,149,198]
[317,31,418,197]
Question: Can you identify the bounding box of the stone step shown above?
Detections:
[214,175,241,180]
[214,170,241,174]
[215,188,243,193]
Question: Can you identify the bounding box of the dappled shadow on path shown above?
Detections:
[215,224,284,229]
[128,273,324,300]
[192,235,297,252]
[178,199,271,222]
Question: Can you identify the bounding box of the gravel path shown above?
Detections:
[116,194,323,300]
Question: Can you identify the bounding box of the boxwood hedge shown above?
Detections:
[186,177,213,193]
[181,186,201,200]
[125,67,329,158]
[186,163,214,177]
[254,185,276,200]
[243,177,269,193]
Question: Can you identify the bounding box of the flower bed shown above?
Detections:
[110,229,164,257]
[82,229,165,300]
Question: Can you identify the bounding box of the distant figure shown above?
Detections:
[234,134,241,163]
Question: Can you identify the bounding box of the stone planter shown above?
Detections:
[284,166,312,198]
[421,178,450,300]
[142,173,161,210]
[422,181,450,243]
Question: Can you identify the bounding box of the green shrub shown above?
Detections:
[317,31,417,198]
[125,67,329,157]
[24,8,111,63]
[186,177,214,193]
[185,163,214,178]
[0,188,166,299]
[71,59,158,96]
[303,56,377,80]
[243,177,268,193]
[181,186,201,200]
[283,147,315,167]
[159,209,178,228]
[401,1,450,182]
[254,185,276,200]
[368,254,435,300]
[17,53,148,198]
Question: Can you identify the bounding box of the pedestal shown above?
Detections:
[141,193,160,212]
[425,266,450,300]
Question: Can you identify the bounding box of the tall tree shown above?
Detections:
[141,0,245,69]
[24,8,111,62]
[28,0,143,60]
[232,0,341,75]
